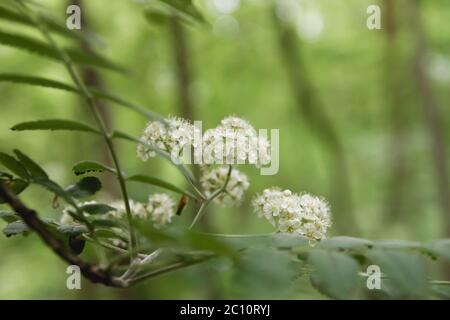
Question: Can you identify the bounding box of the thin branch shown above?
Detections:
[0,182,126,287]
[189,165,232,229]
[129,254,214,285]
[15,0,138,260]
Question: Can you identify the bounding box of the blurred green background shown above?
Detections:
[0,0,449,299]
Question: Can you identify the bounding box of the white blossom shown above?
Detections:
[200,166,250,206]
[137,116,198,161]
[147,193,176,228]
[202,116,271,167]
[252,188,331,243]
[107,200,149,220]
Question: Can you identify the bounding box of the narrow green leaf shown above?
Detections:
[0,211,20,223]
[33,178,76,207]
[113,131,196,183]
[90,89,164,121]
[0,31,126,73]
[308,249,359,299]
[319,237,374,251]
[72,161,116,176]
[0,152,29,179]
[367,249,429,297]
[0,73,77,92]
[93,228,127,241]
[427,239,450,262]
[0,179,29,204]
[12,119,100,134]
[144,0,206,26]
[0,74,163,120]
[57,224,89,236]
[0,5,102,46]
[13,149,48,179]
[186,231,234,257]
[0,171,13,180]
[89,219,122,229]
[374,240,424,250]
[80,203,116,215]
[65,176,102,199]
[232,247,297,299]
[127,174,196,198]
[431,283,450,299]
[2,220,29,237]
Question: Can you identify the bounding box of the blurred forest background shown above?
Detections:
[0,0,449,299]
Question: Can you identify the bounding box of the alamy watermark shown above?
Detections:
[66,5,81,30]
[365,265,382,290]
[66,265,81,290]
[367,5,381,30]
[140,120,280,176]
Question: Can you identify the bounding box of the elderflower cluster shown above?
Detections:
[203,116,271,167]
[147,193,176,229]
[137,116,198,161]
[109,194,176,229]
[200,166,250,206]
[252,188,331,243]
[107,199,148,219]
[60,195,176,230]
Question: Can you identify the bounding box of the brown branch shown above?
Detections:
[0,182,126,288]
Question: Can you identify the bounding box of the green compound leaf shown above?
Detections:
[366,249,429,298]
[308,249,359,300]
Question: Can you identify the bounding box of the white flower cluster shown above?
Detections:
[200,166,250,206]
[147,193,176,228]
[203,116,271,167]
[136,115,271,167]
[252,188,331,243]
[107,199,148,220]
[137,116,198,161]
[60,195,176,229]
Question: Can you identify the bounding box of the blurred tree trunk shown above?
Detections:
[168,15,223,299]
[70,0,133,299]
[71,0,117,196]
[408,1,450,246]
[272,6,358,235]
[382,0,411,222]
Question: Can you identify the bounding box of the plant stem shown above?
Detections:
[129,254,215,284]
[189,165,232,229]
[16,0,137,260]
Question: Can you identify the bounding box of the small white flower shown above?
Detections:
[147,193,176,228]
[137,116,198,161]
[107,200,148,220]
[200,166,250,206]
[252,187,331,243]
[202,116,271,167]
